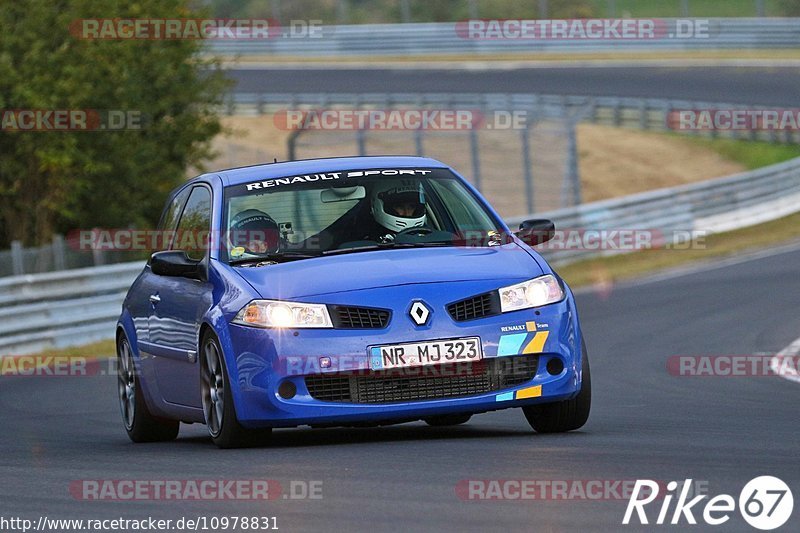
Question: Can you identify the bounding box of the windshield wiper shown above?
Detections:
[322,241,452,257]
[229,251,321,265]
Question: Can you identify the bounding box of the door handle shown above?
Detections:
[149,294,161,304]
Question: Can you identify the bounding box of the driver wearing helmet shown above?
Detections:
[366,180,427,243]
[228,209,281,258]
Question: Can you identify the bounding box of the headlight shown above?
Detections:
[233,300,333,328]
[498,275,564,313]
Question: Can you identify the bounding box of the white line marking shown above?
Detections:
[771,337,800,384]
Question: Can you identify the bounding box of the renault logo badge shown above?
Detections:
[409,301,431,326]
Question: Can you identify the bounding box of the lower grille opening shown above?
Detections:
[305,355,539,404]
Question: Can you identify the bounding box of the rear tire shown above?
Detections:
[424,414,472,427]
[523,342,591,433]
[117,335,179,443]
[200,332,271,449]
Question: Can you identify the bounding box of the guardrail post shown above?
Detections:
[561,119,581,207]
[414,127,424,156]
[469,128,482,192]
[469,0,479,18]
[336,0,350,24]
[756,0,765,17]
[287,128,303,161]
[400,0,411,23]
[639,100,648,130]
[91,229,106,266]
[608,0,616,18]
[538,0,548,18]
[680,0,690,17]
[11,241,24,276]
[414,94,425,155]
[52,235,66,271]
[356,127,367,156]
[612,98,621,127]
[270,0,282,23]
[521,123,534,214]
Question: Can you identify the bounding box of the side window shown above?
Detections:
[173,186,212,261]
[428,180,497,232]
[155,188,190,252]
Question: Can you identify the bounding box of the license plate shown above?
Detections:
[369,337,483,371]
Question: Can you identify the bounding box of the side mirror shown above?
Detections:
[150,251,204,279]
[515,219,556,246]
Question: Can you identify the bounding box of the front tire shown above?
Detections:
[117,335,179,443]
[523,342,591,433]
[200,332,271,448]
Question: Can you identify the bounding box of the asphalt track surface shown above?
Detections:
[228,66,800,106]
[2,244,799,532]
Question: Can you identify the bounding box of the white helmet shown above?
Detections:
[370,180,427,233]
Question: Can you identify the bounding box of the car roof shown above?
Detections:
[201,156,450,187]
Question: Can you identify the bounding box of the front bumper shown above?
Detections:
[219,283,584,428]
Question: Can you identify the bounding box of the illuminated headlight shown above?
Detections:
[233,300,333,328]
[498,275,564,313]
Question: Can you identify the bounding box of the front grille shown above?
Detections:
[447,292,500,322]
[329,305,391,329]
[305,355,538,404]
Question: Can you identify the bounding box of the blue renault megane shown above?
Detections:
[116,156,590,448]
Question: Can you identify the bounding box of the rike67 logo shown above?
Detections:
[623,477,793,530]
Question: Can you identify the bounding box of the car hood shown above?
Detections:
[232,243,544,300]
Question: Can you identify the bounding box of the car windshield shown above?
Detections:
[222,167,503,263]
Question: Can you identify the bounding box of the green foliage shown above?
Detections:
[688,136,800,170]
[0,0,227,247]
[777,0,800,15]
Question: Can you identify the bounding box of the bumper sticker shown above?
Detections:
[497,333,527,356]
[497,326,550,356]
[515,385,542,399]
[495,391,515,402]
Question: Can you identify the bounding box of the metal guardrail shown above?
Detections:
[208,19,800,56]
[2,152,799,356]
[509,155,800,264]
[0,263,142,355]
[227,92,800,144]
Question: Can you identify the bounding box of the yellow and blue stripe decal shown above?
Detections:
[497,321,550,356]
[496,385,542,402]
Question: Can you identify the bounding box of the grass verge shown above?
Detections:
[681,136,800,170]
[14,339,117,360]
